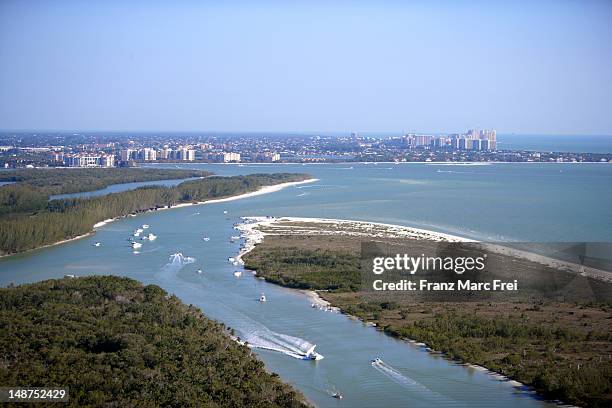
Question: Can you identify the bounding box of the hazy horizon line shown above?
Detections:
[1,129,612,138]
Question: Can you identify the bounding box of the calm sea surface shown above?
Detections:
[1,162,611,407]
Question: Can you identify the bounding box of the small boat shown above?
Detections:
[197,269,203,274]
[64,274,76,278]
[259,293,267,302]
[233,271,242,277]
[232,261,239,266]
[142,224,149,229]
[301,345,323,360]
[202,237,210,242]
[223,210,228,214]
[133,231,141,237]
[131,242,142,249]
[147,233,157,241]
[136,228,144,233]
[371,357,382,365]
[332,392,343,400]
[228,257,235,263]
[230,235,241,241]
[93,242,101,247]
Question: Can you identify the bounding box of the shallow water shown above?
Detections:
[2,162,611,407]
[48,177,201,200]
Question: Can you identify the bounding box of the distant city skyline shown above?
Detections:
[1,1,611,135]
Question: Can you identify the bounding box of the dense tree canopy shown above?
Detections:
[0,276,307,407]
[0,168,210,196]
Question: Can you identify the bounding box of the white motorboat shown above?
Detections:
[202,237,210,242]
[131,242,142,249]
[259,293,267,302]
[147,233,157,241]
[223,210,228,214]
[371,357,382,365]
[233,271,242,277]
[142,224,149,229]
[232,261,239,266]
[93,242,101,247]
[301,345,324,360]
[228,257,235,263]
[136,228,144,233]
[197,269,203,274]
[64,274,76,278]
[133,231,141,237]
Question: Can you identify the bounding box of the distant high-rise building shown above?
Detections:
[434,137,447,148]
[64,153,114,167]
[120,149,136,161]
[222,152,241,162]
[407,135,434,147]
[179,147,195,161]
[141,148,157,161]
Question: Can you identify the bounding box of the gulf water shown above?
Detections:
[1,162,611,407]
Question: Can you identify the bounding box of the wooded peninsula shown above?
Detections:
[0,276,307,407]
[0,169,310,255]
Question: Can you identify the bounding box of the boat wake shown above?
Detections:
[239,322,323,360]
[371,359,446,401]
[160,253,196,279]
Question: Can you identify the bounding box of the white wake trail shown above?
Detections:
[371,359,448,402]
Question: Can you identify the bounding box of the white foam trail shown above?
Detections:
[372,360,419,388]
[160,252,196,279]
[372,360,453,402]
[236,318,319,360]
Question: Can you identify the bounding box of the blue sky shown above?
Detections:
[0,0,611,134]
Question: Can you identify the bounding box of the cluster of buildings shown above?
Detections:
[404,129,497,151]
[120,147,195,162]
[54,152,115,167]
[4,129,610,168]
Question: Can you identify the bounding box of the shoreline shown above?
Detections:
[0,178,318,259]
[235,216,610,283]
[90,179,318,232]
[144,160,611,166]
[233,215,608,403]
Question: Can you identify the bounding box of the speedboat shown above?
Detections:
[202,236,210,242]
[232,261,239,266]
[136,228,144,233]
[131,242,142,249]
[259,293,267,302]
[197,269,203,274]
[233,271,242,277]
[228,257,235,263]
[332,392,343,399]
[301,345,323,360]
[142,224,150,229]
[223,210,228,214]
[371,357,382,365]
[93,242,101,247]
[147,233,157,241]
[133,231,141,237]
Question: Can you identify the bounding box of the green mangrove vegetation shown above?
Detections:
[243,233,612,407]
[0,167,211,196]
[0,276,307,407]
[0,172,310,255]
